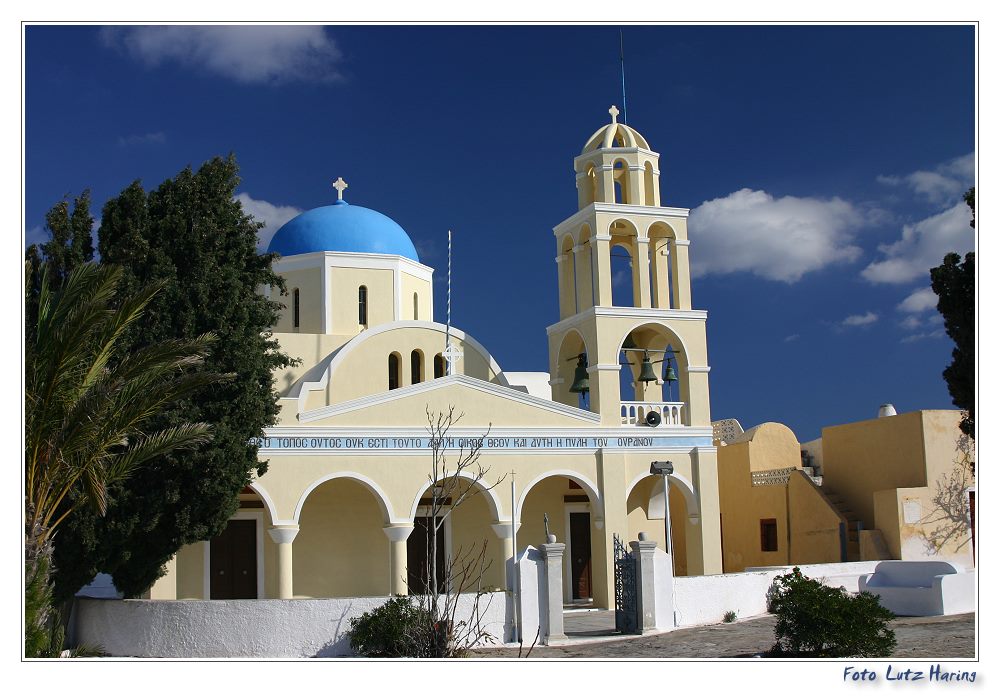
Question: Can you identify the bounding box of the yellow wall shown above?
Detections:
[295,478,391,597]
[175,542,205,599]
[447,483,504,591]
[787,472,844,565]
[305,329,500,412]
[169,503,279,600]
[329,267,394,334]
[717,423,842,572]
[626,476,689,575]
[401,272,432,322]
[820,411,929,529]
[274,268,323,334]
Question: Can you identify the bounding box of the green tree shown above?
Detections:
[930,187,975,440]
[25,190,95,335]
[25,261,219,656]
[51,155,295,601]
[768,567,896,658]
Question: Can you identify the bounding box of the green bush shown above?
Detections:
[348,596,433,658]
[723,610,737,623]
[768,567,897,658]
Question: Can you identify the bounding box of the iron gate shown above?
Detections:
[614,533,638,634]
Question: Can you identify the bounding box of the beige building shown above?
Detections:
[804,408,974,568]
[148,107,724,608]
[714,409,974,573]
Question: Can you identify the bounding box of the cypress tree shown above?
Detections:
[52,155,294,600]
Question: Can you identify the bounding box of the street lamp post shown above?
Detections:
[650,461,674,555]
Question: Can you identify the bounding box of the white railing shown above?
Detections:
[620,401,685,426]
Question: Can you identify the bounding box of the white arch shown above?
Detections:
[293,472,397,525]
[287,321,510,414]
[247,480,282,525]
[517,470,603,520]
[408,471,505,522]
[555,327,591,362]
[613,319,693,366]
[625,470,701,520]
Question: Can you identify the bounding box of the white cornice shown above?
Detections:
[264,423,714,440]
[299,373,603,424]
[587,363,622,372]
[546,306,709,336]
[573,146,660,166]
[553,203,691,236]
[273,251,434,282]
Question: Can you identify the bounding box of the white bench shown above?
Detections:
[859,560,975,616]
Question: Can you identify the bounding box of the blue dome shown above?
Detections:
[268,201,419,262]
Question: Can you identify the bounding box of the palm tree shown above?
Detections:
[24,261,224,656]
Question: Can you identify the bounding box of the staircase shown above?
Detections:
[821,489,864,561]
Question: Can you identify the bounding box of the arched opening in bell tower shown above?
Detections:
[612,159,631,205]
[608,219,640,308]
[647,222,677,309]
[553,330,591,410]
[618,324,689,426]
[611,243,635,308]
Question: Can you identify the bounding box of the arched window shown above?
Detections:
[434,353,445,379]
[359,286,368,327]
[411,350,423,384]
[413,292,419,320]
[388,353,400,390]
[292,288,300,329]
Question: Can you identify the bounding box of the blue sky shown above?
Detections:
[24,24,975,441]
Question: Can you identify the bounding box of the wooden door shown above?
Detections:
[569,512,592,599]
[407,517,447,594]
[210,519,257,599]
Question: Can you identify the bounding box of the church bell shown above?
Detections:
[663,357,678,384]
[637,352,659,384]
[569,354,590,394]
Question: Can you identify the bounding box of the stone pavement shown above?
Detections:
[476,611,976,659]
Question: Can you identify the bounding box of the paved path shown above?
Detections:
[476,612,976,659]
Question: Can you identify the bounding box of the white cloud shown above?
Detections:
[118,131,166,147]
[861,202,974,284]
[897,286,938,314]
[783,334,800,342]
[25,225,46,247]
[101,26,342,84]
[901,329,946,344]
[235,193,301,252]
[612,269,631,288]
[688,189,865,283]
[899,315,923,330]
[877,153,974,206]
[841,311,879,327]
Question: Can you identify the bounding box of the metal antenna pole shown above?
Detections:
[441,230,463,376]
[446,229,453,375]
[620,29,628,124]
[511,472,520,643]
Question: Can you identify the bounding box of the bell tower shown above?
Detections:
[547,107,711,428]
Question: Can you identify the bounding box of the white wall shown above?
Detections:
[673,562,880,627]
[74,592,508,658]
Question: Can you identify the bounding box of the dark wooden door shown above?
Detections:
[407,517,446,594]
[210,519,257,599]
[570,512,592,599]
